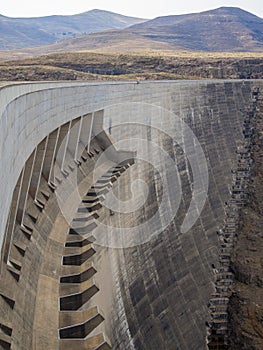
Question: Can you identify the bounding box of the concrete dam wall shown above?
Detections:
[0,80,260,350]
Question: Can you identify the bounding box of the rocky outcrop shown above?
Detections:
[228,86,263,349]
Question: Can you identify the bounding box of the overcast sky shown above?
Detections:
[1,0,263,19]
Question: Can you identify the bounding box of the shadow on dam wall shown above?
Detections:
[0,80,261,350]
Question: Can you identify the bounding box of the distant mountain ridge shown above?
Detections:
[0,9,147,50]
[124,6,263,51]
[130,6,262,28]
[1,7,263,53]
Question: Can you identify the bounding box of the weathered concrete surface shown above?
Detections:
[0,80,262,350]
[0,80,135,248]
[92,81,259,350]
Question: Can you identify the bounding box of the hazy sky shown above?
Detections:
[1,0,263,19]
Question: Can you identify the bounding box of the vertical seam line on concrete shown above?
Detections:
[7,166,25,265]
[61,120,72,173]
[48,126,60,185]
[21,148,37,226]
[34,136,49,203]
[87,112,94,153]
[74,116,83,163]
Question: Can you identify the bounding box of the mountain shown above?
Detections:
[126,7,263,51]
[19,6,263,53]
[1,7,263,54]
[0,9,147,50]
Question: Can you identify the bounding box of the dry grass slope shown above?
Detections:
[1,50,263,81]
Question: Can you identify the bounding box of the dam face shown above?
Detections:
[0,80,260,350]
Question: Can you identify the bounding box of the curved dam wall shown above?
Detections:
[0,80,260,350]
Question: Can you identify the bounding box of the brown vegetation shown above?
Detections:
[1,50,263,81]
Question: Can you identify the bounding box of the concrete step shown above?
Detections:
[85,188,110,197]
[9,258,22,271]
[72,213,99,222]
[211,312,228,320]
[59,333,111,350]
[215,280,233,286]
[0,292,15,309]
[77,203,102,213]
[65,234,95,244]
[7,264,20,281]
[60,279,99,311]
[209,305,228,313]
[13,241,27,256]
[82,195,104,204]
[210,297,229,305]
[59,306,104,339]
[215,286,230,294]
[0,329,11,349]
[60,278,98,296]
[91,183,113,191]
[69,221,97,234]
[65,236,95,248]
[20,224,33,240]
[216,272,234,280]
[62,245,96,266]
[96,178,114,185]
[60,262,96,283]
[0,321,12,349]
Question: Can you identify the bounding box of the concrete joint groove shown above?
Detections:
[0,324,12,349]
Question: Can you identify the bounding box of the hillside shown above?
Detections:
[0,9,146,50]
[1,51,263,81]
[15,6,263,53]
[126,7,263,51]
